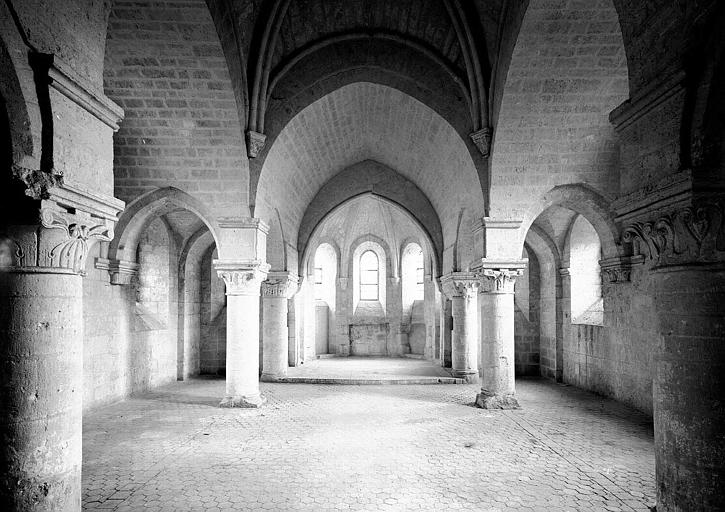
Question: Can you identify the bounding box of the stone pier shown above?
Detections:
[441,273,480,383]
[261,272,298,381]
[215,262,269,408]
[476,262,526,409]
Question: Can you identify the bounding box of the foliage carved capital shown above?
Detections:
[215,261,270,296]
[621,200,725,267]
[262,272,299,298]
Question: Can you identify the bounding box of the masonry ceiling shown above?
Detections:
[255,82,483,253]
[225,0,499,140]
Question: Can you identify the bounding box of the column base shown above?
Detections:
[451,369,479,383]
[475,391,520,410]
[219,393,266,408]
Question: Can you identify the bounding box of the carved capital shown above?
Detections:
[214,261,270,296]
[622,200,725,267]
[39,207,114,274]
[478,259,527,293]
[599,256,645,283]
[440,272,480,300]
[480,268,524,293]
[470,127,492,157]
[246,130,266,158]
[262,271,299,299]
[338,277,349,291]
[95,257,140,285]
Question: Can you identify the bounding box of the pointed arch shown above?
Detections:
[109,187,220,263]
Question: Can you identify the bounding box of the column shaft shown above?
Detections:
[0,270,83,511]
[261,296,289,380]
[440,299,452,368]
[653,269,725,511]
[222,293,263,406]
[451,295,478,381]
[479,290,515,396]
[558,269,571,383]
[476,265,524,410]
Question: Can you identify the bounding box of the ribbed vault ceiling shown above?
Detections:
[256,82,483,266]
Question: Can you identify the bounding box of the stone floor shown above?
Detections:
[82,378,655,512]
[280,356,460,383]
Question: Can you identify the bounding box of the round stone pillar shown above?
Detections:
[652,267,725,511]
[216,263,269,408]
[440,273,479,382]
[261,272,298,381]
[440,298,452,368]
[0,270,82,511]
[0,205,114,511]
[476,265,525,409]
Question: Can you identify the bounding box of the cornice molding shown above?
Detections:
[609,68,685,133]
[42,54,124,131]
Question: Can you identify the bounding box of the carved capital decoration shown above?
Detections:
[262,272,299,299]
[39,207,114,274]
[621,201,725,267]
[599,256,645,283]
[470,127,492,157]
[338,277,349,291]
[0,236,26,268]
[246,130,267,158]
[12,163,63,201]
[215,261,270,296]
[440,272,480,300]
[480,268,524,293]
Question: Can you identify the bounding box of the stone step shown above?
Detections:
[262,377,465,385]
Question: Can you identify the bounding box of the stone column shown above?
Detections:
[335,277,351,356]
[476,263,526,409]
[439,298,452,367]
[215,262,269,408]
[386,276,404,355]
[422,275,436,359]
[619,201,725,511]
[441,273,480,382]
[260,272,298,381]
[0,205,115,511]
[651,267,725,511]
[557,267,570,383]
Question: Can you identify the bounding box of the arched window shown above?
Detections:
[359,250,379,301]
[313,243,337,306]
[401,243,424,312]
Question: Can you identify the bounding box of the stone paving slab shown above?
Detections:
[82,378,655,511]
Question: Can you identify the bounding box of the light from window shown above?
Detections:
[416,265,424,295]
[359,250,379,301]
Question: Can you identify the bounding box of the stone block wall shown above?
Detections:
[83,218,178,410]
[489,0,629,221]
[83,246,134,409]
[199,248,226,375]
[103,0,247,216]
[514,249,541,376]
[559,270,656,416]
